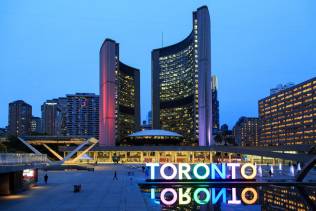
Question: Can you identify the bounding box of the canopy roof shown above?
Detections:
[128,129,182,137]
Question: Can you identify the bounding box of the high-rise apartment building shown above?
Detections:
[8,100,32,136]
[212,75,219,131]
[233,117,259,146]
[31,116,42,134]
[41,100,59,135]
[66,93,99,138]
[259,77,316,146]
[99,39,140,146]
[152,6,212,146]
[41,98,67,136]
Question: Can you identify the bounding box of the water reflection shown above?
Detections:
[261,185,316,211]
[141,185,316,210]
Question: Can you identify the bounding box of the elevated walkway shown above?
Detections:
[0,153,48,174]
[18,136,98,165]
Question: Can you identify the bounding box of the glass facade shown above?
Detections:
[152,6,211,146]
[259,77,316,146]
[159,43,196,144]
[63,148,296,165]
[116,62,139,142]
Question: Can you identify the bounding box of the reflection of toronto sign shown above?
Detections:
[146,163,258,206]
[146,163,257,180]
[150,187,258,205]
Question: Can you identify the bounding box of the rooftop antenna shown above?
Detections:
[161,32,164,47]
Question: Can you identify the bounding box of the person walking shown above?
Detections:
[44,174,48,184]
[113,170,118,180]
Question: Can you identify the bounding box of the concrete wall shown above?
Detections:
[0,170,37,195]
[0,173,10,195]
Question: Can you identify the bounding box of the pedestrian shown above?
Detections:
[269,169,272,177]
[44,173,48,184]
[113,170,118,180]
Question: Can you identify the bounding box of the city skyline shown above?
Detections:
[1,0,316,128]
[0,2,315,211]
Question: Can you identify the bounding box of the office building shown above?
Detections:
[259,77,316,146]
[212,75,219,131]
[99,39,140,146]
[8,100,32,136]
[41,98,67,136]
[152,6,212,146]
[233,117,259,146]
[31,116,42,133]
[66,93,99,138]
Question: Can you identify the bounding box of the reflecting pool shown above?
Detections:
[140,185,316,210]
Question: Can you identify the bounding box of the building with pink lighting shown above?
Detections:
[152,6,212,146]
[99,39,140,146]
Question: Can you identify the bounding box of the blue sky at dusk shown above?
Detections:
[1,0,315,128]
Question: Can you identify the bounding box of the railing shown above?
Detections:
[0,153,48,166]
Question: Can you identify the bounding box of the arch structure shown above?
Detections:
[152,6,212,146]
[99,39,140,146]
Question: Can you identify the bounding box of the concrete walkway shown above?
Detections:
[1,164,315,211]
[0,165,148,211]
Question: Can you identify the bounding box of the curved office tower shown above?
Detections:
[100,39,140,146]
[152,6,212,146]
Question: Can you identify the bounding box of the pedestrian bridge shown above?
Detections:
[0,153,48,174]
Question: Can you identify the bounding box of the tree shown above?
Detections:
[214,124,236,146]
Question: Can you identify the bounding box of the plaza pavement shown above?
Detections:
[0,164,314,211]
[0,165,149,211]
